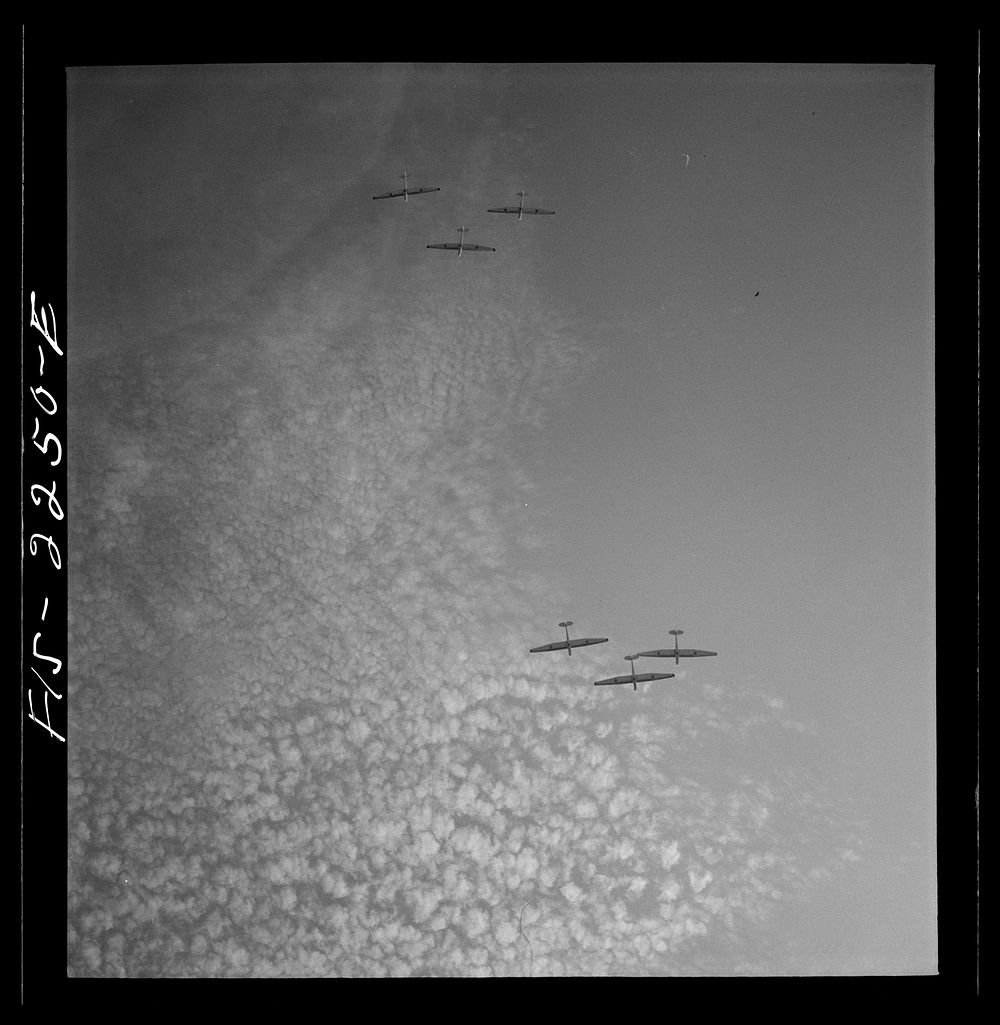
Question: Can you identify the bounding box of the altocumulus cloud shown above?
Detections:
[67,109,863,978]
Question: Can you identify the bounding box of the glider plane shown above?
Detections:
[594,655,676,691]
[636,628,717,666]
[373,170,440,202]
[427,226,495,257]
[487,190,555,221]
[530,620,608,657]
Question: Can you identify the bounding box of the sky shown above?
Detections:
[65,62,936,977]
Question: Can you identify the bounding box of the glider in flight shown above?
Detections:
[427,226,495,257]
[487,191,555,221]
[636,628,718,666]
[530,620,608,657]
[373,170,440,202]
[594,655,676,691]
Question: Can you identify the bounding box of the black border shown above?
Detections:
[22,23,68,1005]
[931,30,980,998]
[19,25,979,1004]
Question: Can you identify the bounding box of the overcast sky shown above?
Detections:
[66,62,935,977]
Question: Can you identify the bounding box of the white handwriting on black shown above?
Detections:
[27,292,65,742]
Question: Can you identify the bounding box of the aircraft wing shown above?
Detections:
[488,206,521,214]
[426,243,461,250]
[636,648,717,658]
[567,637,609,648]
[408,186,440,195]
[524,208,555,215]
[529,640,569,653]
[529,636,607,653]
[594,672,675,686]
[373,189,406,199]
[462,244,496,252]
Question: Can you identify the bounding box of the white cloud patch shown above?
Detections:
[561,882,584,905]
[660,840,682,870]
